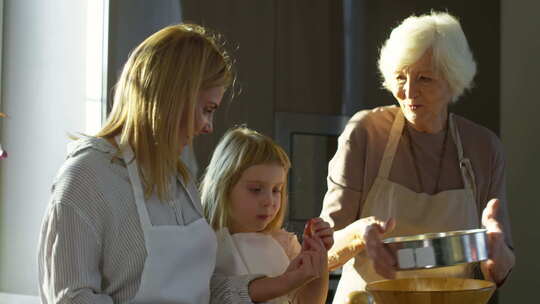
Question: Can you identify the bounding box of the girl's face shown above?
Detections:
[228,163,285,234]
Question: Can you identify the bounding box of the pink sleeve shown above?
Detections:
[270,229,302,260]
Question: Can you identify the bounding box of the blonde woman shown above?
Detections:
[201,127,334,304]
[321,12,515,303]
[38,24,258,304]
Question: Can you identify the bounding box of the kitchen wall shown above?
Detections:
[0,0,87,294]
[106,0,182,113]
[184,0,502,171]
[499,0,540,302]
[181,0,277,167]
[0,0,182,296]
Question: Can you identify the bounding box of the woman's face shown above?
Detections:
[228,163,285,234]
[194,86,224,136]
[180,86,224,147]
[392,50,453,132]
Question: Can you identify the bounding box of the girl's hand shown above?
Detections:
[480,199,515,286]
[303,217,334,250]
[283,239,326,289]
[249,238,327,302]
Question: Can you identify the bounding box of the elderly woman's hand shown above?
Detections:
[363,217,397,279]
[481,199,515,286]
[327,216,396,273]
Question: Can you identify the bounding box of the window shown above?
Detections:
[86,0,108,133]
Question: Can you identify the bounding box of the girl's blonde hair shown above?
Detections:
[201,126,291,233]
[96,24,234,200]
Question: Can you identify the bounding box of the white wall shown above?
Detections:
[0,0,181,296]
[0,0,87,295]
[500,0,540,302]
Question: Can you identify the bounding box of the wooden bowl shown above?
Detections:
[347,291,372,304]
[366,277,495,304]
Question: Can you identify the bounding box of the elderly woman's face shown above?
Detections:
[392,50,452,132]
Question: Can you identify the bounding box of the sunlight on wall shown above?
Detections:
[85,0,107,134]
[0,0,108,295]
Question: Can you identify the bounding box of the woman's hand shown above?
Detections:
[303,217,334,250]
[327,216,395,273]
[363,217,397,278]
[481,199,515,286]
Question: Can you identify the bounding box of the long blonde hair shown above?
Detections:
[96,24,234,200]
[201,127,291,233]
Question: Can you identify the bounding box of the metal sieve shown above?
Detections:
[383,228,488,270]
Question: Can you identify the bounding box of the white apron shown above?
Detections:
[215,228,291,304]
[332,111,480,304]
[118,138,217,304]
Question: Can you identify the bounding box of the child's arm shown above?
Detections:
[248,250,322,302]
[292,235,329,304]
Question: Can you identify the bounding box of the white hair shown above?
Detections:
[378,12,477,102]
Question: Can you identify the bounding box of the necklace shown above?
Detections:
[405,119,449,194]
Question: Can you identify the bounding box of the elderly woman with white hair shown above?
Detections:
[321,12,515,303]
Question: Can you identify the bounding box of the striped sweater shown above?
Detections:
[38,137,259,304]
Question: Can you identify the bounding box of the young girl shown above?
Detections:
[201,126,334,304]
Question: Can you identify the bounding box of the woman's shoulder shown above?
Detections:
[341,105,398,141]
[55,137,117,180]
[452,114,503,149]
[47,137,130,236]
[66,136,118,160]
[349,105,398,126]
[51,136,127,208]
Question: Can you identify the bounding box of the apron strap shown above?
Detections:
[448,114,477,196]
[379,111,477,198]
[378,110,405,179]
[115,136,153,230]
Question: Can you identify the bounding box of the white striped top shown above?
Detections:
[37,137,258,304]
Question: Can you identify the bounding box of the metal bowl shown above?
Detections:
[383,229,488,270]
